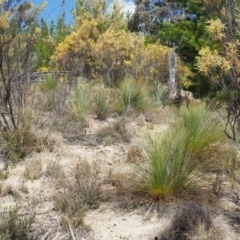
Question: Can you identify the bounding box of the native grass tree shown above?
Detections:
[0,0,46,131]
[196,0,240,145]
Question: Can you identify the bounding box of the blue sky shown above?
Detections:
[32,0,75,24]
[31,0,135,25]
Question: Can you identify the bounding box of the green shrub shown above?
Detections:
[117,77,151,115]
[0,208,34,240]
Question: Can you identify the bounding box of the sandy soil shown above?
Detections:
[0,115,239,240]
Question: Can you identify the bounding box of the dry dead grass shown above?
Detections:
[54,161,101,232]
[24,159,42,180]
[127,145,145,163]
[97,118,131,144]
[158,202,236,240]
[0,181,13,197]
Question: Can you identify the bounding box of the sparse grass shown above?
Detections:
[3,125,39,163]
[45,160,64,181]
[37,73,59,92]
[37,73,59,111]
[0,207,34,240]
[116,77,152,115]
[0,170,8,180]
[69,82,93,122]
[127,145,145,163]
[0,181,13,197]
[24,159,42,180]
[18,181,29,194]
[55,161,101,229]
[93,87,109,120]
[97,118,131,144]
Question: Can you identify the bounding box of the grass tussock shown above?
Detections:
[179,103,225,159]
[97,118,131,144]
[55,161,101,230]
[114,103,233,208]
[116,77,152,115]
[24,159,43,180]
[68,82,93,122]
[0,181,13,197]
[0,207,34,240]
[3,126,40,163]
[92,87,109,120]
[45,160,65,181]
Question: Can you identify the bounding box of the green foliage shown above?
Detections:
[117,77,151,115]
[150,83,169,107]
[159,17,209,63]
[138,129,197,200]
[34,18,55,71]
[34,3,71,71]
[38,73,59,92]
[70,82,93,121]
[0,208,34,240]
[179,103,225,157]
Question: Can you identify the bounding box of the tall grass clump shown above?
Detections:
[117,103,231,207]
[0,207,34,240]
[69,82,93,121]
[136,130,198,201]
[178,103,228,171]
[93,87,109,120]
[117,77,151,115]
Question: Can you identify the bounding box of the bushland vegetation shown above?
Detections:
[0,0,240,239]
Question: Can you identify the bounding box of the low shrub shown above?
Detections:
[3,126,39,163]
[55,161,101,229]
[0,207,34,240]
